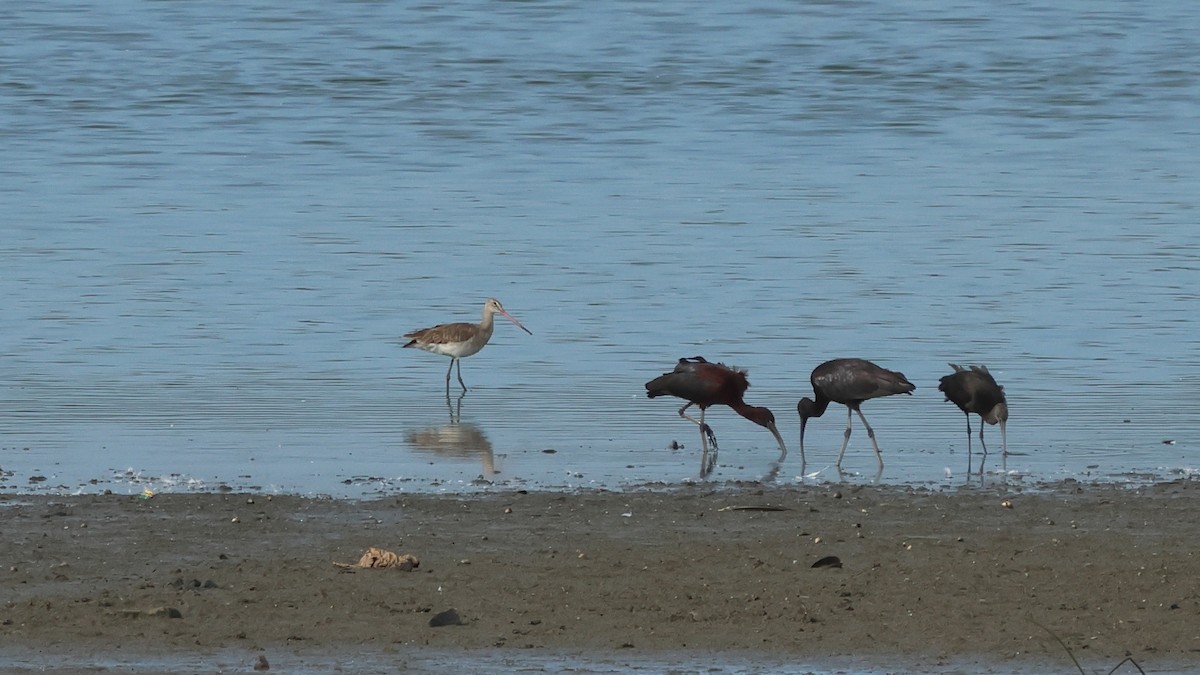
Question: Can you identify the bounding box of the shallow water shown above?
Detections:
[0,647,1167,675]
[2,0,1199,497]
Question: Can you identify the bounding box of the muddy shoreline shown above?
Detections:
[2,480,1198,672]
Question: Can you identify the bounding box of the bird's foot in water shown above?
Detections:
[701,424,719,451]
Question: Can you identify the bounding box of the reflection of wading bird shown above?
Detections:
[645,357,787,478]
[798,358,915,471]
[938,364,1008,472]
[402,298,532,393]
[405,422,496,477]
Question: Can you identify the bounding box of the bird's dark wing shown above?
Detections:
[938,371,972,406]
[646,370,718,403]
[645,359,746,405]
[814,359,914,402]
[969,365,1003,391]
[939,367,1006,411]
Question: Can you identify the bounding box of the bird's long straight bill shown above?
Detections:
[499,309,533,335]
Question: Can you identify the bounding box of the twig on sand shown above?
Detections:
[1028,617,1146,675]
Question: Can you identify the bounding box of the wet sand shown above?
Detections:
[2,480,1197,672]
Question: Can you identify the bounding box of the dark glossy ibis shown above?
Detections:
[403,298,532,393]
[797,358,915,470]
[646,357,787,478]
[938,363,1008,467]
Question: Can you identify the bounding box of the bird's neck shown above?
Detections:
[729,400,754,417]
[478,309,495,332]
[730,401,767,428]
[984,402,1009,425]
[802,394,831,419]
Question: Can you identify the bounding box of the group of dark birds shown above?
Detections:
[402,299,1009,479]
[645,356,1008,478]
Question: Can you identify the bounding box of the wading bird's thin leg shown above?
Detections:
[678,405,718,449]
[854,407,885,469]
[677,402,703,431]
[677,404,718,478]
[699,408,719,477]
[835,406,854,468]
[455,359,468,392]
[697,408,708,476]
[677,403,708,452]
[444,359,467,394]
[964,413,975,475]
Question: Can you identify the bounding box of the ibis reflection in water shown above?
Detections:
[402,298,532,394]
[798,358,915,476]
[645,356,787,479]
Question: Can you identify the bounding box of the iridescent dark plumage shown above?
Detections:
[646,357,787,478]
[938,363,1008,469]
[797,358,915,471]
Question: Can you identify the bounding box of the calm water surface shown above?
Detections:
[2,1,1199,497]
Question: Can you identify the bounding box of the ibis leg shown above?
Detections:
[835,406,854,468]
[854,407,885,469]
[677,404,718,478]
[700,408,718,477]
[677,404,708,473]
[678,404,717,449]
[677,402,704,438]
[963,412,974,475]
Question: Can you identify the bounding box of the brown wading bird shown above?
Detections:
[402,298,532,393]
[797,358,915,471]
[645,357,787,478]
[938,363,1008,468]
